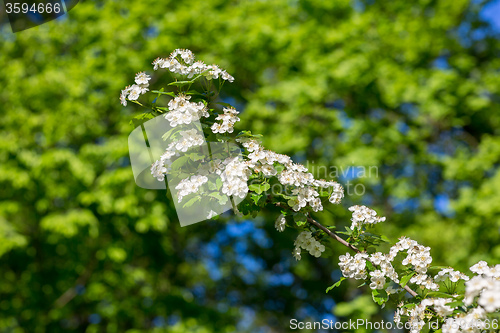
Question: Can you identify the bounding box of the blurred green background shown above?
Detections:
[0,0,499,332]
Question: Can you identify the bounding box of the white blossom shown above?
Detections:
[348,205,386,230]
[151,49,234,82]
[470,260,490,275]
[175,175,208,203]
[135,71,151,85]
[207,210,217,219]
[434,268,469,283]
[150,160,167,181]
[211,107,240,134]
[164,95,209,127]
[339,252,368,280]
[292,247,301,261]
[220,157,251,199]
[293,231,325,258]
[275,214,286,232]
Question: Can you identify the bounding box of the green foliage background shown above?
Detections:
[0,0,499,331]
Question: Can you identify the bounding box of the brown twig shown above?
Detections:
[307,216,418,297]
[276,203,418,298]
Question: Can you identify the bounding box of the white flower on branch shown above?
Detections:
[434,268,469,283]
[275,214,286,232]
[207,210,217,219]
[339,252,368,280]
[150,160,167,182]
[175,175,208,203]
[211,107,240,134]
[165,95,209,127]
[120,72,151,106]
[470,260,490,275]
[348,205,386,230]
[292,247,301,261]
[293,231,325,259]
[135,71,151,85]
[220,158,251,199]
[369,276,386,290]
[152,48,234,82]
[464,263,500,313]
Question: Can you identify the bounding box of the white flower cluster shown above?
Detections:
[151,129,205,181]
[328,182,344,204]
[211,107,240,134]
[369,270,386,289]
[442,307,487,333]
[275,214,286,232]
[470,260,500,277]
[394,302,425,333]
[290,187,322,212]
[338,252,368,280]
[150,160,167,182]
[152,49,234,82]
[370,252,400,284]
[120,72,151,106]
[409,273,439,291]
[236,138,344,213]
[348,205,386,230]
[175,175,208,203]
[464,261,500,312]
[396,298,459,333]
[199,158,225,176]
[172,128,205,152]
[164,95,209,127]
[220,157,251,199]
[338,251,400,290]
[293,231,325,260]
[424,298,456,317]
[434,267,470,283]
[389,237,432,274]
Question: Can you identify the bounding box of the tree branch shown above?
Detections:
[275,202,418,298]
[306,215,418,298]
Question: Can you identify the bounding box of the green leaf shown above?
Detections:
[188,152,206,161]
[337,226,353,236]
[251,193,264,205]
[130,112,155,128]
[371,289,388,305]
[152,88,165,104]
[151,90,176,97]
[428,266,452,271]
[168,81,193,87]
[365,260,375,271]
[293,213,308,227]
[444,300,463,308]
[185,90,206,96]
[401,303,417,309]
[208,192,228,205]
[207,181,217,191]
[237,197,260,216]
[326,277,346,293]
[380,235,391,243]
[248,182,270,194]
[169,156,191,171]
[426,291,453,298]
[182,196,201,208]
[216,178,223,190]
[235,130,263,140]
[400,272,416,287]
